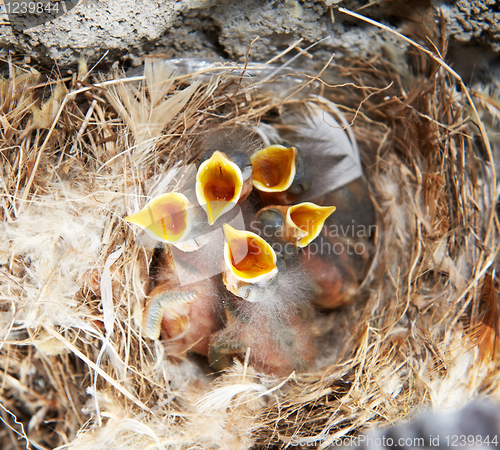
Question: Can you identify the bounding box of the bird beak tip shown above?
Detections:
[126,193,192,243]
[124,211,146,227]
[207,209,215,226]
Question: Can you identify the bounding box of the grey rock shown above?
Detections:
[440,1,500,51]
[0,0,497,78]
[330,400,500,450]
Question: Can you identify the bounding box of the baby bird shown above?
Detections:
[126,190,214,252]
[250,144,311,205]
[194,127,258,225]
[209,293,317,377]
[208,218,320,376]
[221,223,279,302]
[253,202,336,252]
[142,247,222,357]
[303,177,376,310]
[251,197,373,310]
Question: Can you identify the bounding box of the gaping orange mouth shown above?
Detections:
[126,192,193,243]
[223,224,278,283]
[287,202,336,247]
[196,151,243,225]
[251,145,297,193]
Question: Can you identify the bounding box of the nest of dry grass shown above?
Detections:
[1,10,499,450]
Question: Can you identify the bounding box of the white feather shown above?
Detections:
[100,246,124,337]
[195,383,267,414]
[293,101,363,201]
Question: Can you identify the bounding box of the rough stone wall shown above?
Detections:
[441,0,500,51]
[0,0,498,77]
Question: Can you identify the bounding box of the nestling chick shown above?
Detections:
[126,189,214,252]
[251,144,311,205]
[210,264,318,376]
[143,247,222,357]
[254,202,336,252]
[195,126,260,225]
[221,223,279,302]
[210,297,317,377]
[252,193,373,310]
[304,178,376,309]
[210,217,320,376]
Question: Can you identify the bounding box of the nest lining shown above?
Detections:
[0,15,499,450]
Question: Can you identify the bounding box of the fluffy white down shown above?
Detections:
[1,183,111,328]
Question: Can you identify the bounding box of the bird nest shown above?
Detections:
[1,13,499,450]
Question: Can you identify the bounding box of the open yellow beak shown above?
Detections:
[251,145,297,192]
[223,224,278,283]
[125,192,193,244]
[286,203,336,247]
[196,151,243,225]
